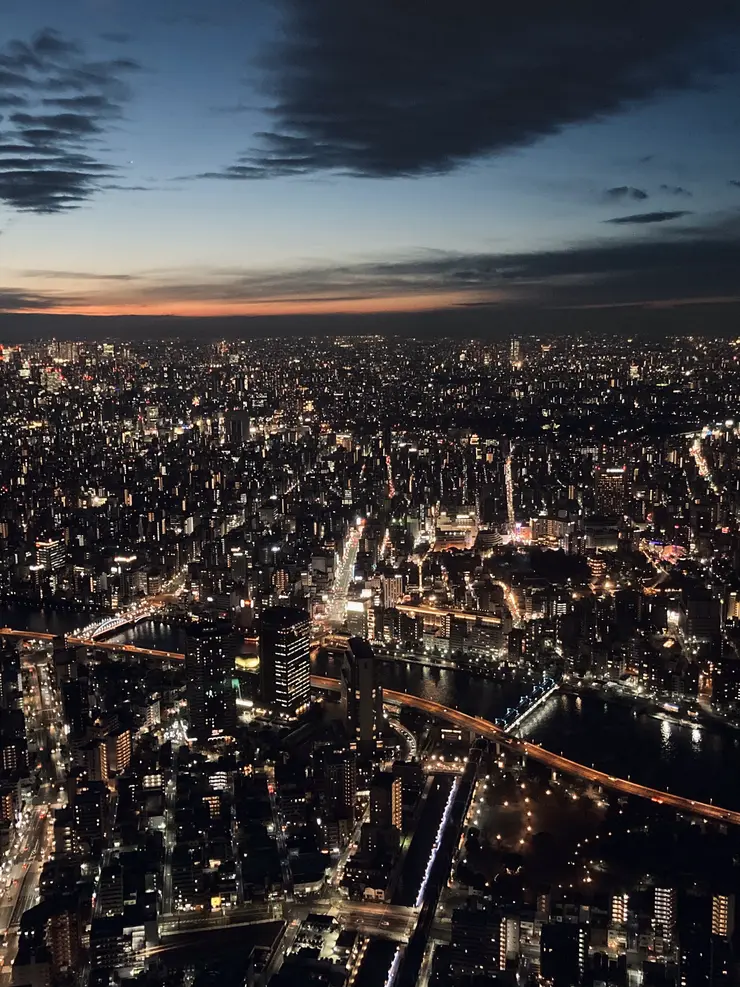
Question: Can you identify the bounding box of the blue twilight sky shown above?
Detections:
[2,0,740,319]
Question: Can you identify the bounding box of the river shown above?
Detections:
[518,689,740,811]
[4,607,740,809]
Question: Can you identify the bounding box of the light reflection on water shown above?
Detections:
[521,690,740,810]
[99,623,740,808]
[5,608,740,811]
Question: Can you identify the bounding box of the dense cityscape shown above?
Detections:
[0,335,737,987]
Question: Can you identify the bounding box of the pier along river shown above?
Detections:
[4,606,740,811]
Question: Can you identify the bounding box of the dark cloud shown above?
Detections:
[68,214,738,311]
[200,2,740,180]
[604,186,649,201]
[32,30,80,57]
[21,270,134,281]
[158,13,218,28]
[0,94,28,108]
[0,289,74,311]
[0,29,139,213]
[41,94,119,112]
[101,183,157,192]
[7,218,740,319]
[660,184,692,196]
[730,180,740,188]
[605,210,691,225]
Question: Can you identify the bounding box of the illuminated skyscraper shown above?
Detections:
[259,607,311,716]
[654,886,677,940]
[712,894,735,939]
[183,616,239,742]
[594,465,627,517]
[340,637,383,760]
[36,538,66,572]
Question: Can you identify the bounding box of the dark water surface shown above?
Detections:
[4,608,739,809]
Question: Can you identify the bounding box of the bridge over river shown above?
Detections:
[2,627,737,826]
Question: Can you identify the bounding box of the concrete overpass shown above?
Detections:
[2,630,736,826]
[0,628,55,642]
[395,603,502,627]
[0,627,185,662]
[312,675,740,826]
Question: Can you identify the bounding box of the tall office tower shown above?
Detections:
[259,607,311,716]
[340,637,383,760]
[35,537,66,572]
[183,616,239,742]
[225,409,251,445]
[510,337,521,366]
[594,465,627,517]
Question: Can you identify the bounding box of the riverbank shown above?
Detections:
[564,678,740,738]
[6,604,740,811]
[0,595,111,616]
[521,689,740,811]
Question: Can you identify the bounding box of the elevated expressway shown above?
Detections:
[2,629,737,826]
[312,675,740,827]
[0,627,184,662]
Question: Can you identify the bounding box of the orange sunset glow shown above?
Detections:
[28,290,502,318]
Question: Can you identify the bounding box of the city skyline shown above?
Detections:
[3,2,740,325]
[0,335,739,984]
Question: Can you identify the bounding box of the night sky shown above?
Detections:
[3,1,740,324]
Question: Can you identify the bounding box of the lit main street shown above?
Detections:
[0,803,54,979]
[0,651,65,979]
[325,522,362,627]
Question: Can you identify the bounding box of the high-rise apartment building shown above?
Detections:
[540,923,589,985]
[654,886,677,939]
[259,607,311,716]
[183,616,239,742]
[47,902,82,975]
[340,637,383,760]
[0,646,22,722]
[712,894,735,939]
[320,748,357,822]
[369,772,402,831]
[611,893,629,927]
[449,900,510,977]
[0,646,27,781]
